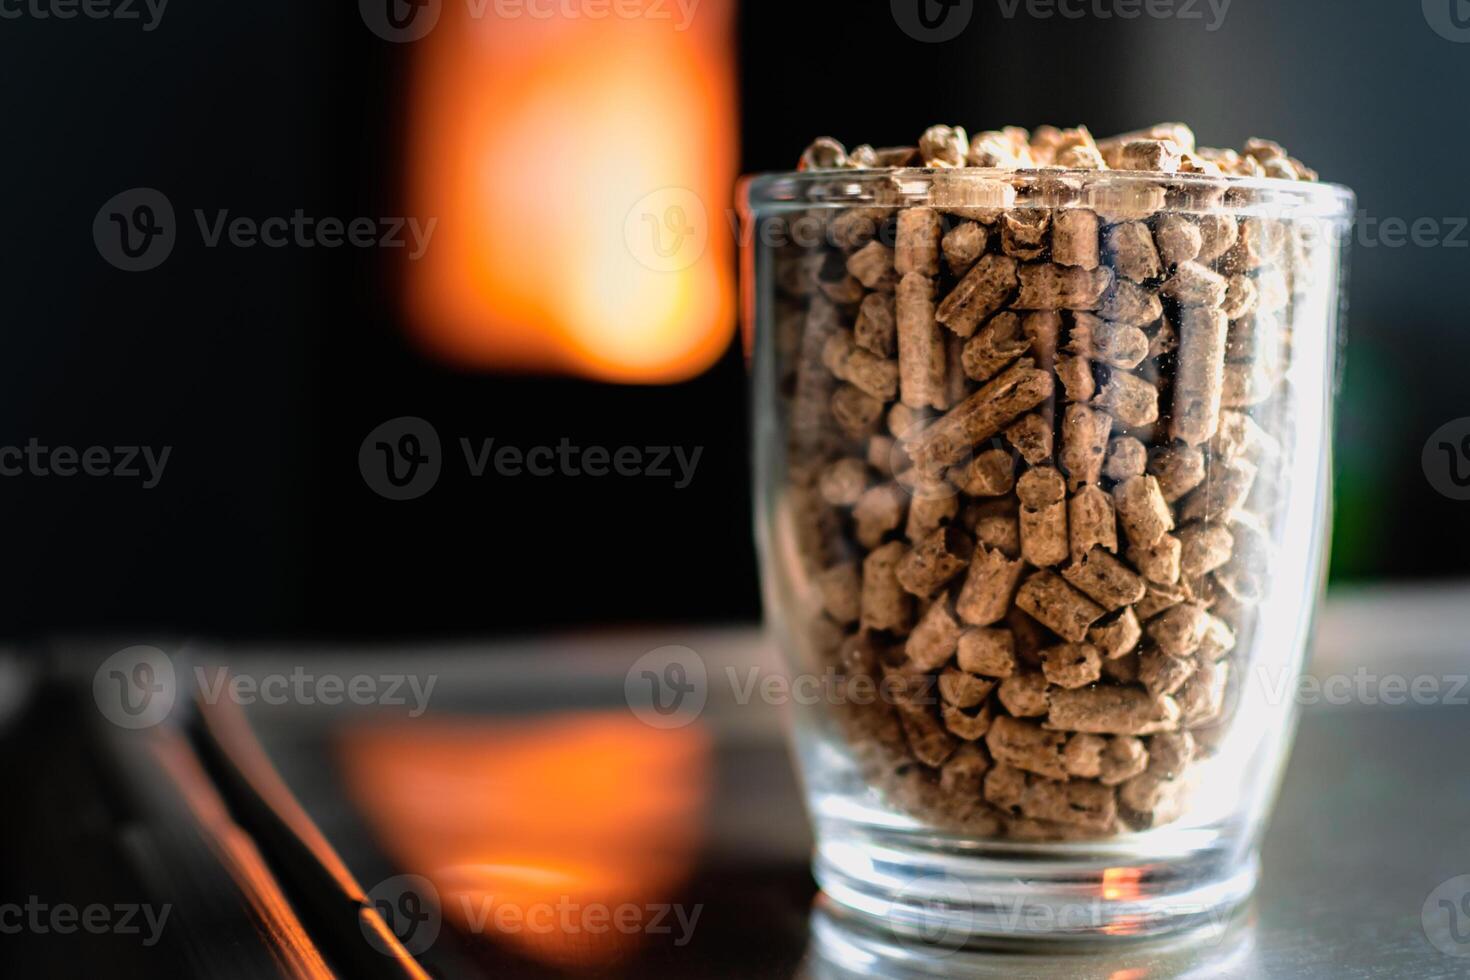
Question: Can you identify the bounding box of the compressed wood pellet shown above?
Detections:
[818,457,869,506]
[920,125,968,167]
[1094,370,1159,428]
[1161,261,1228,307]
[1105,222,1163,282]
[1148,731,1194,778]
[1221,274,1258,320]
[984,763,1027,812]
[1149,445,1207,503]
[1052,209,1100,268]
[944,700,994,740]
[1177,523,1235,577]
[831,384,884,438]
[1063,733,1106,777]
[987,716,1069,779]
[997,672,1050,718]
[955,545,1025,626]
[1088,607,1141,659]
[950,448,1014,497]
[847,241,899,291]
[1098,736,1149,786]
[1069,485,1118,561]
[842,349,901,401]
[943,220,988,276]
[1195,213,1239,263]
[968,498,1021,558]
[961,311,1032,381]
[903,481,958,541]
[1178,457,1259,523]
[898,707,959,767]
[1104,436,1147,480]
[896,273,948,410]
[1015,570,1105,643]
[1198,614,1237,662]
[896,526,974,597]
[1146,601,1211,657]
[1001,209,1051,260]
[1097,279,1162,325]
[1041,643,1103,688]
[1070,314,1149,369]
[1135,580,1188,620]
[1060,404,1114,490]
[1130,533,1182,585]
[861,541,913,634]
[854,293,898,357]
[1138,648,1195,698]
[905,599,963,669]
[1114,139,1182,173]
[939,667,995,708]
[1154,214,1202,267]
[895,209,942,277]
[852,482,907,548]
[1118,766,1185,827]
[936,254,1019,337]
[1006,412,1054,465]
[1062,547,1147,610]
[1055,354,1096,403]
[1046,687,1181,736]
[1171,306,1230,444]
[1022,311,1062,370]
[817,562,861,624]
[1017,466,1070,567]
[1021,778,1117,829]
[957,627,1017,676]
[1014,263,1113,310]
[1114,475,1173,547]
[905,359,1054,474]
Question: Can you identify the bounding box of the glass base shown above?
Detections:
[812,825,1257,949]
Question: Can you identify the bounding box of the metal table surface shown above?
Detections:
[227,588,1470,978]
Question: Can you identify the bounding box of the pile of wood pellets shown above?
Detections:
[775,123,1322,840]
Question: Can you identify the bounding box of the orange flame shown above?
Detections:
[404,2,738,382]
[336,713,710,969]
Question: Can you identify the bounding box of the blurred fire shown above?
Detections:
[336,712,710,969]
[404,2,738,382]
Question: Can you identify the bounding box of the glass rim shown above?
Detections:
[738,167,1356,220]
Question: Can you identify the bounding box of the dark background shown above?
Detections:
[1,0,1465,640]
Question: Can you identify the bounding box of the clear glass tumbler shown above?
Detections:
[741,167,1354,944]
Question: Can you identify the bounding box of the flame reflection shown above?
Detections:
[336,712,710,968]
